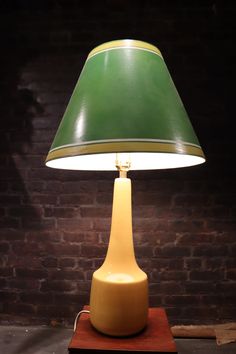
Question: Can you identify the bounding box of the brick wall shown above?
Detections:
[0,1,235,326]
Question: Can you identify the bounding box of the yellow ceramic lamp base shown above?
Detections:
[90,177,148,336]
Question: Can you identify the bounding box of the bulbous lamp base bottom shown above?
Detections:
[89,270,149,337]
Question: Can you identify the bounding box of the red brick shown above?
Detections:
[218,307,236,319]
[44,243,81,257]
[36,305,73,318]
[206,206,231,218]
[0,242,9,252]
[63,231,99,243]
[13,155,44,168]
[81,244,107,257]
[57,218,92,231]
[92,219,110,232]
[189,270,223,281]
[205,258,223,269]
[20,292,53,304]
[15,268,48,279]
[159,282,184,295]
[182,307,218,319]
[13,256,42,268]
[0,169,26,181]
[44,181,62,193]
[95,192,112,204]
[12,242,46,256]
[135,245,153,258]
[0,230,25,241]
[8,279,41,291]
[28,168,61,181]
[59,194,94,205]
[41,257,58,268]
[193,245,228,257]
[149,295,163,307]
[0,279,6,287]
[31,130,56,143]
[133,206,157,218]
[185,281,217,294]
[165,307,183,320]
[207,220,236,233]
[4,303,36,315]
[147,180,184,193]
[154,232,178,245]
[78,258,94,269]
[151,258,184,270]
[97,180,113,192]
[133,219,166,232]
[159,271,188,281]
[23,217,55,229]
[174,194,211,207]
[59,170,96,182]
[222,296,236,306]
[0,217,21,228]
[0,195,21,204]
[40,280,75,292]
[216,282,236,294]
[184,258,202,269]
[50,270,85,281]
[226,270,236,280]
[169,220,204,233]
[170,207,191,218]
[0,267,13,276]
[0,181,8,191]
[9,206,43,217]
[165,295,200,306]
[76,281,91,293]
[98,232,109,244]
[58,258,76,268]
[0,207,5,216]
[215,194,236,206]
[80,206,111,218]
[30,194,57,205]
[177,233,214,244]
[1,154,9,166]
[44,207,78,218]
[215,232,236,243]
[62,181,96,193]
[0,291,18,301]
[25,142,49,155]
[26,231,61,243]
[133,192,171,206]
[54,294,81,305]
[225,258,236,268]
[158,245,191,257]
[200,295,223,306]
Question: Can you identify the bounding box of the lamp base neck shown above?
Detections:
[89,176,148,336]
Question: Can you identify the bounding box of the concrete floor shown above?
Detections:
[1,326,236,354]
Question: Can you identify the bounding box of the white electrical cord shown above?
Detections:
[73,310,90,332]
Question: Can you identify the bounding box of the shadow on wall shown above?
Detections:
[0,7,45,229]
[0,64,44,228]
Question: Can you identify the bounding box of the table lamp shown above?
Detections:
[45,39,205,337]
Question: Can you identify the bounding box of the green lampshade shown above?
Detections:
[46,39,205,170]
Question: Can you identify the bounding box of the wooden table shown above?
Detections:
[68,307,178,353]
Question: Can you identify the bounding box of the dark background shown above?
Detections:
[0,0,235,326]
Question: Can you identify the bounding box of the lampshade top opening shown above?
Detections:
[87,39,163,60]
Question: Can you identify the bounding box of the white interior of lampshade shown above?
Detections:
[46,152,205,170]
